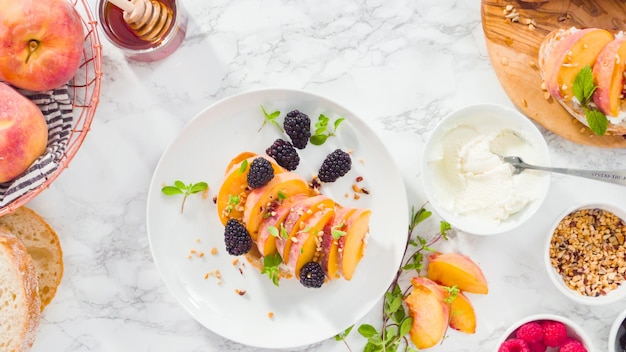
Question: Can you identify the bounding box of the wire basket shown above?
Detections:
[0,0,102,216]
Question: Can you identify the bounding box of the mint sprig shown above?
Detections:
[573,65,607,136]
[162,181,208,213]
[261,252,282,286]
[310,114,345,145]
[259,105,283,133]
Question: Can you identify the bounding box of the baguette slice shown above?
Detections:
[0,227,41,352]
[0,207,63,311]
[538,27,626,134]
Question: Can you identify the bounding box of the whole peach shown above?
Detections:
[0,0,84,91]
[0,82,48,183]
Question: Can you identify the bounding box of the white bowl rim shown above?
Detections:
[421,103,551,236]
[608,307,626,352]
[493,313,594,352]
[544,201,626,306]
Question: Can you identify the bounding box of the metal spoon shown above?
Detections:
[502,156,626,186]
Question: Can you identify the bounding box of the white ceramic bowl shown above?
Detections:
[421,103,551,235]
[609,307,626,352]
[545,202,626,305]
[494,314,593,351]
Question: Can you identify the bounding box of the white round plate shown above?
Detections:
[146,88,408,349]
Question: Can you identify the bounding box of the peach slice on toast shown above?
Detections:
[404,277,450,349]
[319,207,357,280]
[540,28,613,102]
[275,195,335,264]
[448,291,477,334]
[217,155,284,225]
[256,194,307,256]
[337,209,371,280]
[426,252,488,294]
[243,172,311,240]
[286,207,335,278]
[593,37,626,116]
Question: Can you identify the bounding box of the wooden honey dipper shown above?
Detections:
[107,0,173,43]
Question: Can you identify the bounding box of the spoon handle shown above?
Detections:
[514,161,626,186]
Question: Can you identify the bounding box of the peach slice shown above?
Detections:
[337,209,371,281]
[541,28,613,102]
[243,172,311,240]
[426,252,488,294]
[448,291,476,334]
[255,194,307,256]
[593,37,626,116]
[404,277,450,349]
[275,195,335,264]
[216,155,284,225]
[286,207,335,278]
[319,207,357,280]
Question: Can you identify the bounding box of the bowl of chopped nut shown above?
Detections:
[545,201,626,305]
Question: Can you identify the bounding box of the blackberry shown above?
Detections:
[247,157,274,188]
[224,219,252,255]
[284,110,311,149]
[318,149,351,183]
[266,139,300,171]
[299,261,325,288]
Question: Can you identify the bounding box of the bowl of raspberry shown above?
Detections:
[495,314,592,352]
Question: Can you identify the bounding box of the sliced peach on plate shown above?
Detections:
[243,172,311,240]
[256,194,307,256]
[404,277,450,349]
[593,37,626,116]
[275,195,335,264]
[426,252,488,294]
[286,207,335,278]
[541,28,613,101]
[319,207,357,280]
[216,155,284,225]
[448,291,477,334]
[337,209,371,281]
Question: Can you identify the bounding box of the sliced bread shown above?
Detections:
[0,207,63,311]
[0,227,41,352]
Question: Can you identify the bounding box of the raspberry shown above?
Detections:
[559,339,587,352]
[498,338,531,352]
[318,149,351,183]
[247,157,274,188]
[266,139,300,171]
[299,262,325,288]
[223,219,252,255]
[527,341,546,352]
[541,320,568,347]
[284,110,311,149]
[516,322,543,344]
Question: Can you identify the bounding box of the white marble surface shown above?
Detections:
[24,0,626,351]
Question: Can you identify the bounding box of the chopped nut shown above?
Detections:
[211,247,218,255]
[268,312,275,319]
[232,258,239,266]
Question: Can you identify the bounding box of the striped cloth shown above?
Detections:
[0,86,73,207]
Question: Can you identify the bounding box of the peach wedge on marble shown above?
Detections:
[426,252,488,294]
[404,277,450,349]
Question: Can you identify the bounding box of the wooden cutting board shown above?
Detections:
[481,0,626,147]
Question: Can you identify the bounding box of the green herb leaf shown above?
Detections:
[358,324,378,338]
[309,113,345,145]
[331,225,347,239]
[268,226,279,237]
[238,160,248,174]
[259,105,283,132]
[334,117,345,130]
[280,224,289,239]
[440,221,451,239]
[228,195,240,206]
[162,180,209,213]
[586,108,608,136]
[161,186,183,195]
[261,253,282,286]
[277,191,287,200]
[443,285,460,304]
[573,65,596,105]
[334,325,354,341]
[309,134,328,146]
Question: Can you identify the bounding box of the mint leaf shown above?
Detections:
[309,114,345,145]
[189,182,208,194]
[259,105,283,132]
[399,317,413,337]
[586,108,608,136]
[162,180,209,213]
[310,134,328,145]
[261,253,282,286]
[268,226,279,237]
[161,186,183,195]
[358,324,378,338]
[238,160,248,174]
[334,325,354,341]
